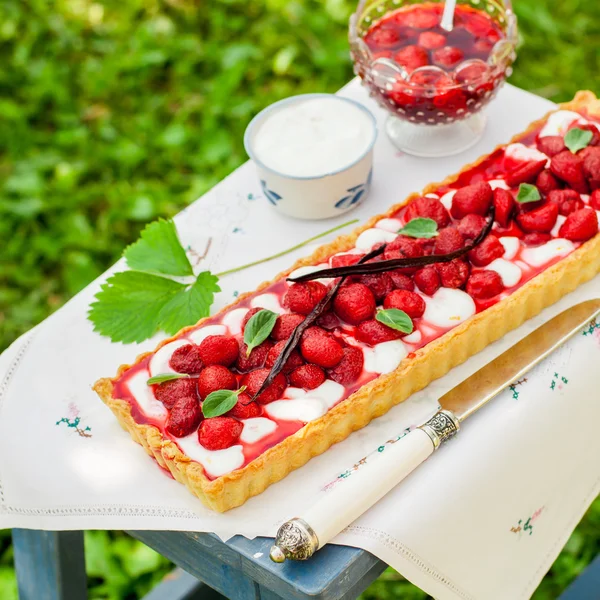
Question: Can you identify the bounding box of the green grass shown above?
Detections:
[0,0,598,597]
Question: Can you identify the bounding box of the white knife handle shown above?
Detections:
[269,410,460,562]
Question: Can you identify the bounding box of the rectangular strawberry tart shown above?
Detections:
[95,91,600,512]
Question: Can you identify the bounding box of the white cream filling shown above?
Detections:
[251,293,284,314]
[499,236,520,260]
[188,324,227,345]
[581,194,590,205]
[281,380,345,409]
[486,258,522,288]
[504,143,548,164]
[149,339,192,377]
[440,190,456,210]
[221,308,249,336]
[488,179,510,190]
[288,264,333,285]
[423,288,476,329]
[538,110,586,137]
[403,330,422,344]
[240,418,277,444]
[363,340,408,375]
[375,218,402,233]
[355,228,397,251]
[266,398,328,423]
[551,215,567,238]
[127,370,168,419]
[176,435,245,478]
[521,238,575,267]
[424,193,439,199]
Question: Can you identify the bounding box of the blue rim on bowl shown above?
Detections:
[243,93,378,181]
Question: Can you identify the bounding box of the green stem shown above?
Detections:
[215,219,359,277]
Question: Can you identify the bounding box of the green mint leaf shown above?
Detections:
[158,271,220,335]
[202,386,246,418]
[397,217,439,239]
[88,271,185,343]
[147,373,190,385]
[516,183,541,204]
[376,309,414,334]
[564,127,593,153]
[124,218,193,277]
[243,309,278,356]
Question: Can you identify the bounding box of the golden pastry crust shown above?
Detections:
[94,91,600,512]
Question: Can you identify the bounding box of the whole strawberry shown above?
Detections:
[522,232,551,246]
[331,253,363,269]
[432,46,464,68]
[271,313,305,341]
[383,236,425,262]
[516,202,559,233]
[388,270,415,291]
[300,332,344,368]
[436,260,470,289]
[198,417,243,451]
[468,235,505,267]
[235,340,272,373]
[198,335,239,367]
[393,45,429,72]
[265,341,305,373]
[403,196,451,228]
[333,283,376,325]
[356,319,404,345]
[241,368,287,404]
[227,393,262,419]
[327,347,364,385]
[241,307,262,331]
[418,31,446,49]
[155,378,198,410]
[357,273,394,302]
[458,214,487,240]
[165,396,203,438]
[197,365,237,400]
[414,265,441,296]
[283,281,328,315]
[558,208,599,242]
[433,227,465,255]
[548,189,584,216]
[550,151,589,193]
[450,182,493,219]
[383,289,426,318]
[581,146,600,189]
[169,344,204,374]
[590,189,600,210]
[466,270,504,300]
[289,364,326,390]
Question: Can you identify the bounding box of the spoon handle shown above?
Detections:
[440,0,457,32]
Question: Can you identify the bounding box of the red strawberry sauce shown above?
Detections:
[113,109,600,480]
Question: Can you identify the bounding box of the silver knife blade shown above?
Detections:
[440,299,600,422]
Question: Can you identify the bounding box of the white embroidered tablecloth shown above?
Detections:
[1,80,598,600]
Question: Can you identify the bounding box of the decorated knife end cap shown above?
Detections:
[269,518,320,563]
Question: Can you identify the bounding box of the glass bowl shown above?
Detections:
[349,0,518,157]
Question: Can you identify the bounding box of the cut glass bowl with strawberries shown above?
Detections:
[349,0,517,156]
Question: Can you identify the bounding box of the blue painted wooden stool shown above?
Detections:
[11,529,599,599]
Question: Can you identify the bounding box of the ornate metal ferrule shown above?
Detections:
[269,518,320,563]
[419,409,460,450]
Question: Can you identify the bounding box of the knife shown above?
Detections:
[269,298,600,563]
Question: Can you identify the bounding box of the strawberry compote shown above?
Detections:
[355,2,513,124]
[111,108,600,482]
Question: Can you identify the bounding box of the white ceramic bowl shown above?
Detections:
[244,94,377,220]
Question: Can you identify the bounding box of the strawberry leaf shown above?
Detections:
[124,218,193,277]
[147,373,190,385]
[158,271,220,335]
[202,386,246,418]
[564,127,593,154]
[397,217,438,239]
[376,309,414,334]
[88,271,185,343]
[516,183,541,204]
[243,309,278,356]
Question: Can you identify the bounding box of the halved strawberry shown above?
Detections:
[450,182,493,219]
[432,46,464,68]
[550,151,589,194]
[536,136,566,157]
[505,159,547,187]
[493,188,516,228]
[558,208,599,242]
[547,189,584,216]
[393,45,429,72]
[418,31,446,49]
[536,169,561,194]
[516,202,559,233]
[356,319,404,345]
